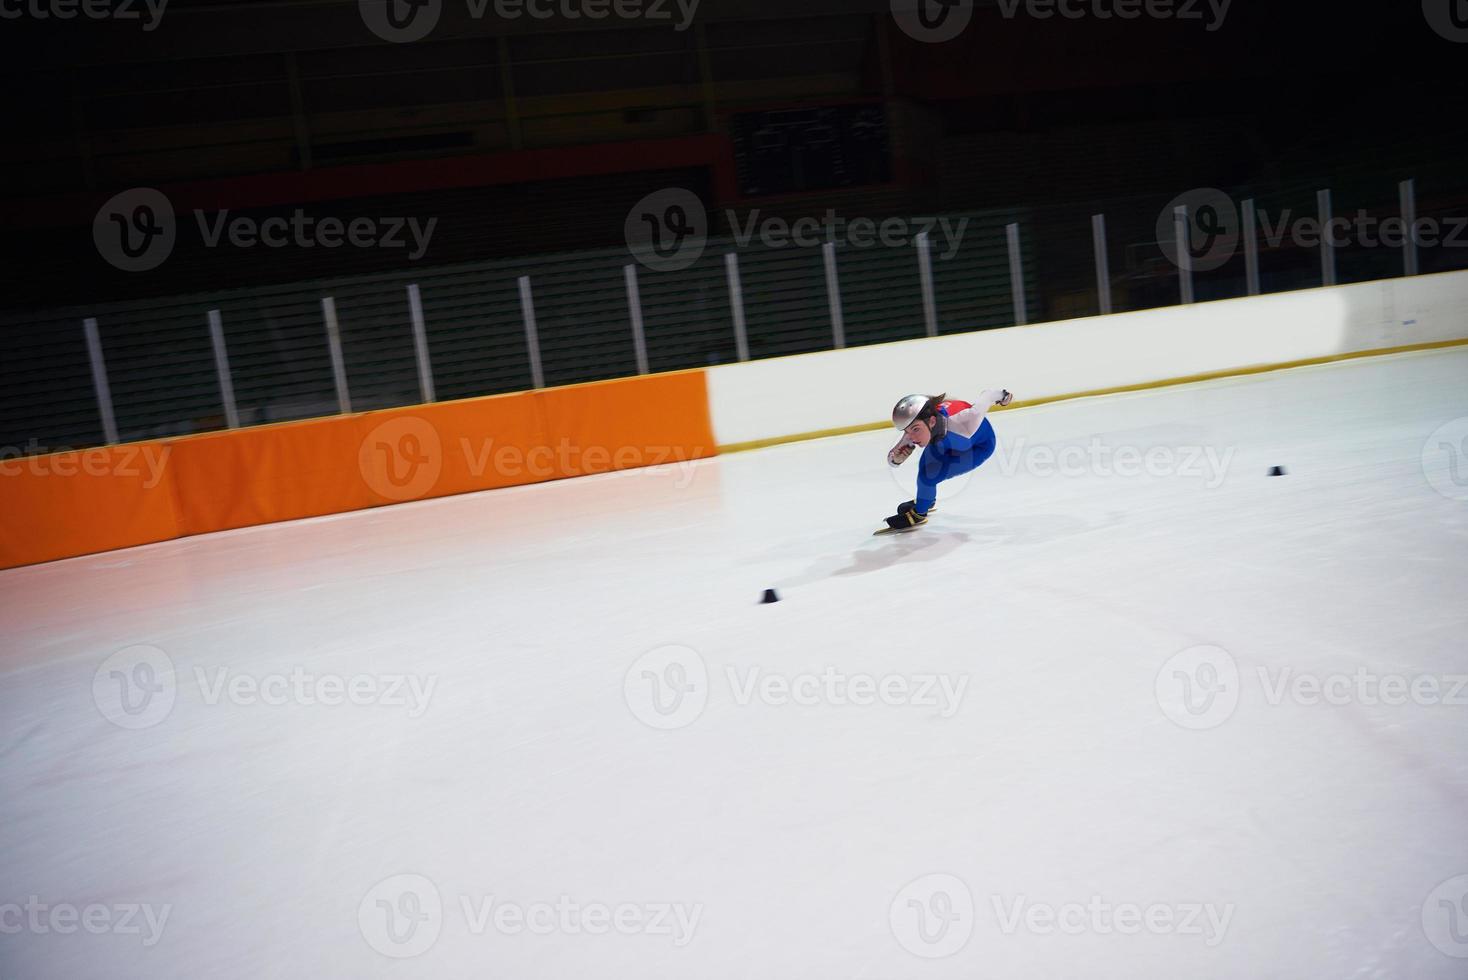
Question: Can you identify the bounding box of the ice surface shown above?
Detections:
[3,347,1468,979]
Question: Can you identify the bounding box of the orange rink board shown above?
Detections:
[0,370,715,570]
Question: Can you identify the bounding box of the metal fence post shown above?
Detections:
[207,309,240,429]
[623,265,650,376]
[823,241,846,350]
[82,317,119,445]
[1091,213,1112,315]
[916,231,939,337]
[1242,198,1261,296]
[1318,188,1337,287]
[406,284,436,403]
[725,252,750,362]
[517,275,545,389]
[320,296,352,414]
[1174,206,1195,305]
[1006,222,1028,325]
[1400,178,1419,277]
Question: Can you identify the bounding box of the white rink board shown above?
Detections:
[1,347,1467,979]
[706,268,1468,447]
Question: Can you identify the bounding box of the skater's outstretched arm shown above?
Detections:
[944,389,1012,439]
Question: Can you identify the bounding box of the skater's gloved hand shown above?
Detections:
[996,389,1014,407]
[888,438,918,467]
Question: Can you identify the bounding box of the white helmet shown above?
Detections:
[892,394,931,430]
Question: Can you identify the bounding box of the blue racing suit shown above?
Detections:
[913,397,1002,515]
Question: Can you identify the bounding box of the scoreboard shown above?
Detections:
[731,104,892,198]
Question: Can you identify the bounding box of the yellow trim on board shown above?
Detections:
[715,337,1468,455]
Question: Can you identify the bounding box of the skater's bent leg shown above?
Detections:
[914,421,999,514]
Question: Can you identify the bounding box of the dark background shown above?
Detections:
[1,0,1464,446]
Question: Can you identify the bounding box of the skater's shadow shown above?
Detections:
[829,529,974,578]
[784,511,1120,587]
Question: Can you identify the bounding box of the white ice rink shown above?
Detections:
[3,347,1468,979]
